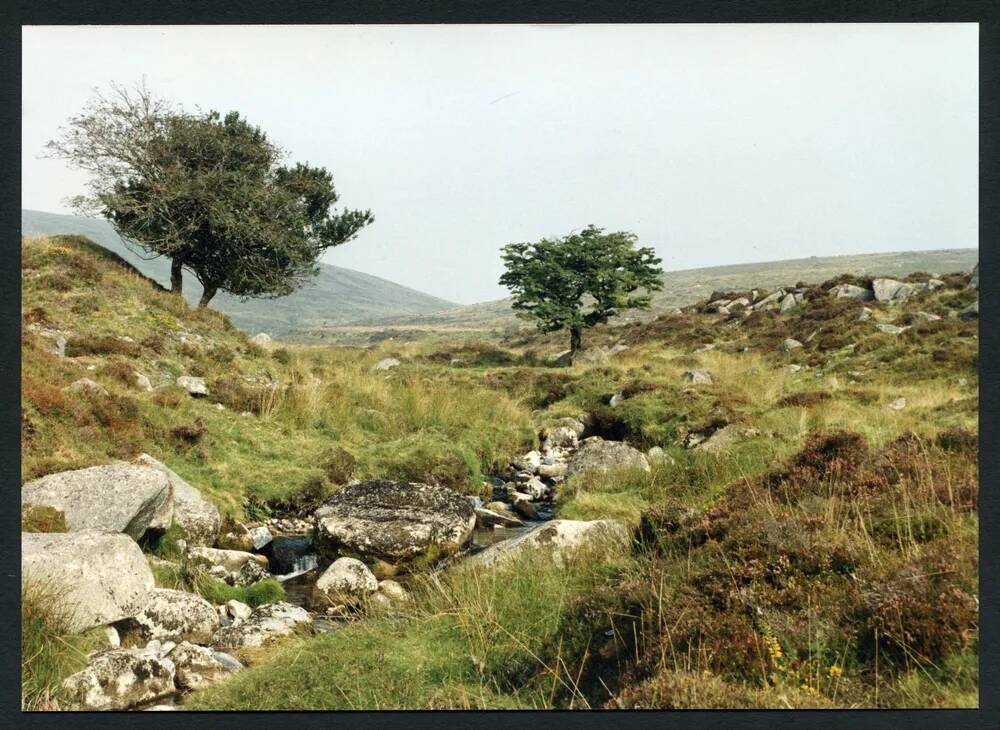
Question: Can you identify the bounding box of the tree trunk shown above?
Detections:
[170,259,184,294]
[570,326,583,354]
[197,285,217,309]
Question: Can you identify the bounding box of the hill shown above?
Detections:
[21,209,456,339]
[334,248,979,337]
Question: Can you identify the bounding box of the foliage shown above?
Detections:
[499,225,662,354]
[46,83,373,307]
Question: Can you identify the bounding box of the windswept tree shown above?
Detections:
[47,83,373,308]
[499,225,663,358]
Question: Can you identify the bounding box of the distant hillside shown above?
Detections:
[340,248,979,334]
[21,209,456,339]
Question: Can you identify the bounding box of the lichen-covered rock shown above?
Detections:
[543,425,581,450]
[22,463,173,541]
[61,649,176,711]
[186,546,270,586]
[211,602,311,649]
[474,505,524,529]
[373,357,401,372]
[681,370,713,384]
[967,263,979,290]
[66,378,108,396]
[310,557,378,608]
[314,480,475,564]
[566,438,651,479]
[216,520,254,551]
[176,375,208,396]
[22,530,155,631]
[168,641,239,690]
[134,454,220,547]
[829,283,874,301]
[872,278,915,303]
[960,300,979,320]
[115,588,219,645]
[874,323,909,335]
[249,332,272,346]
[377,579,411,603]
[468,519,630,568]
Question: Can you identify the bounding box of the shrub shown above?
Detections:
[97,358,137,387]
[23,306,49,325]
[321,445,357,484]
[64,334,140,358]
[272,348,292,365]
[774,390,833,408]
[171,419,207,451]
[22,375,70,416]
[209,344,236,365]
[152,387,185,409]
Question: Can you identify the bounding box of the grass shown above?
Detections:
[21,234,978,710]
[22,581,108,710]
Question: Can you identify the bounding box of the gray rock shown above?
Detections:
[888,397,907,411]
[22,530,155,631]
[779,293,797,313]
[373,357,401,372]
[249,333,272,346]
[566,437,651,479]
[753,290,785,310]
[115,588,219,646]
[211,602,311,649]
[66,378,108,396]
[512,450,542,474]
[784,364,804,373]
[133,372,153,391]
[377,579,411,603]
[314,480,476,564]
[960,300,979,320]
[510,492,538,520]
[176,376,208,397]
[216,520,254,551]
[855,307,873,322]
[469,519,629,568]
[521,477,549,501]
[61,649,176,711]
[538,461,568,479]
[681,370,713,384]
[694,425,759,454]
[225,600,252,621]
[474,505,524,529]
[780,338,803,352]
[829,284,874,302]
[248,526,273,550]
[609,391,625,407]
[967,263,978,290]
[542,426,580,451]
[926,278,945,291]
[874,323,909,335]
[186,547,270,586]
[872,278,915,303]
[211,651,245,673]
[168,641,238,690]
[909,311,941,324]
[133,454,220,547]
[22,463,173,540]
[694,343,716,352]
[310,557,378,608]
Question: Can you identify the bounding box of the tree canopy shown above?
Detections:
[47,84,373,308]
[499,225,663,357]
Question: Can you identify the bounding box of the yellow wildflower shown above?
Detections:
[827,665,843,679]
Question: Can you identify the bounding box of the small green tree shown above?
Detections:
[47,84,373,308]
[499,225,663,358]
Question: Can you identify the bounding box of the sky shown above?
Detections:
[22,24,978,304]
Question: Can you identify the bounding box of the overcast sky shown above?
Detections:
[22,24,977,304]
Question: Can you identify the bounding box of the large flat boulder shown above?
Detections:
[22,530,155,631]
[872,278,915,303]
[114,588,220,645]
[22,463,173,541]
[468,519,630,568]
[61,648,176,711]
[134,454,220,547]
[314,480,475,565]
[566,437,651,479]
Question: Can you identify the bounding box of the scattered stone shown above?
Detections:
[474,505,524,529]
[543,425,580,450]
[249,333,272,346]
[780,338,803,352]
[967,263,979,290]
[133,372,153,391]
[960,300,979,321]
[216,520,254,552]
[609,391,625,407]
[377,579,411,603]
[888,397,907,411]
[213,402,225,411]
[511,492,539,520]
[311,557,378,608]
[829,284,874,302]
[22,463,173,540]
[186,547,270,586]
[872,278,915,303]
[909,311,941,324]
[211,602,311,649]
[926,278,945,291]
[133,454,221,547]
[66,378,109,396]
[176,376,209,397]
[681,369,713,384]
[469,519,630,568]
[314,480,476,564]
[248,526,273,550]
[225,600,253,621]
[958,378,968,387]
[521,477,549,501]
[566,437,651,479]
[373,358,401,372]
[512,450,542,474]
[115,588,219,646]
[538,461,568,479]
[61,649,176,711]
[784,364,803,373]
[694,343,716,353]
[779,293,797,312]
[694,425,759,454]
[855,307,873,322]
[169,641,239,690]
[874,323,909,335]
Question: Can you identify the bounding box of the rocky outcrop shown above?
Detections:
[468,519,629,568]
[115,588,219,645]
[872,278,915,303]
[314,480,475,565]
[134,454,220,547]
[829,283,874,301]
[22,463,173,541]
[61,649,176,711]
[309,557,378,608]
[22,530,155,631]
[211,602,312,649]
[565,437,651,479]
